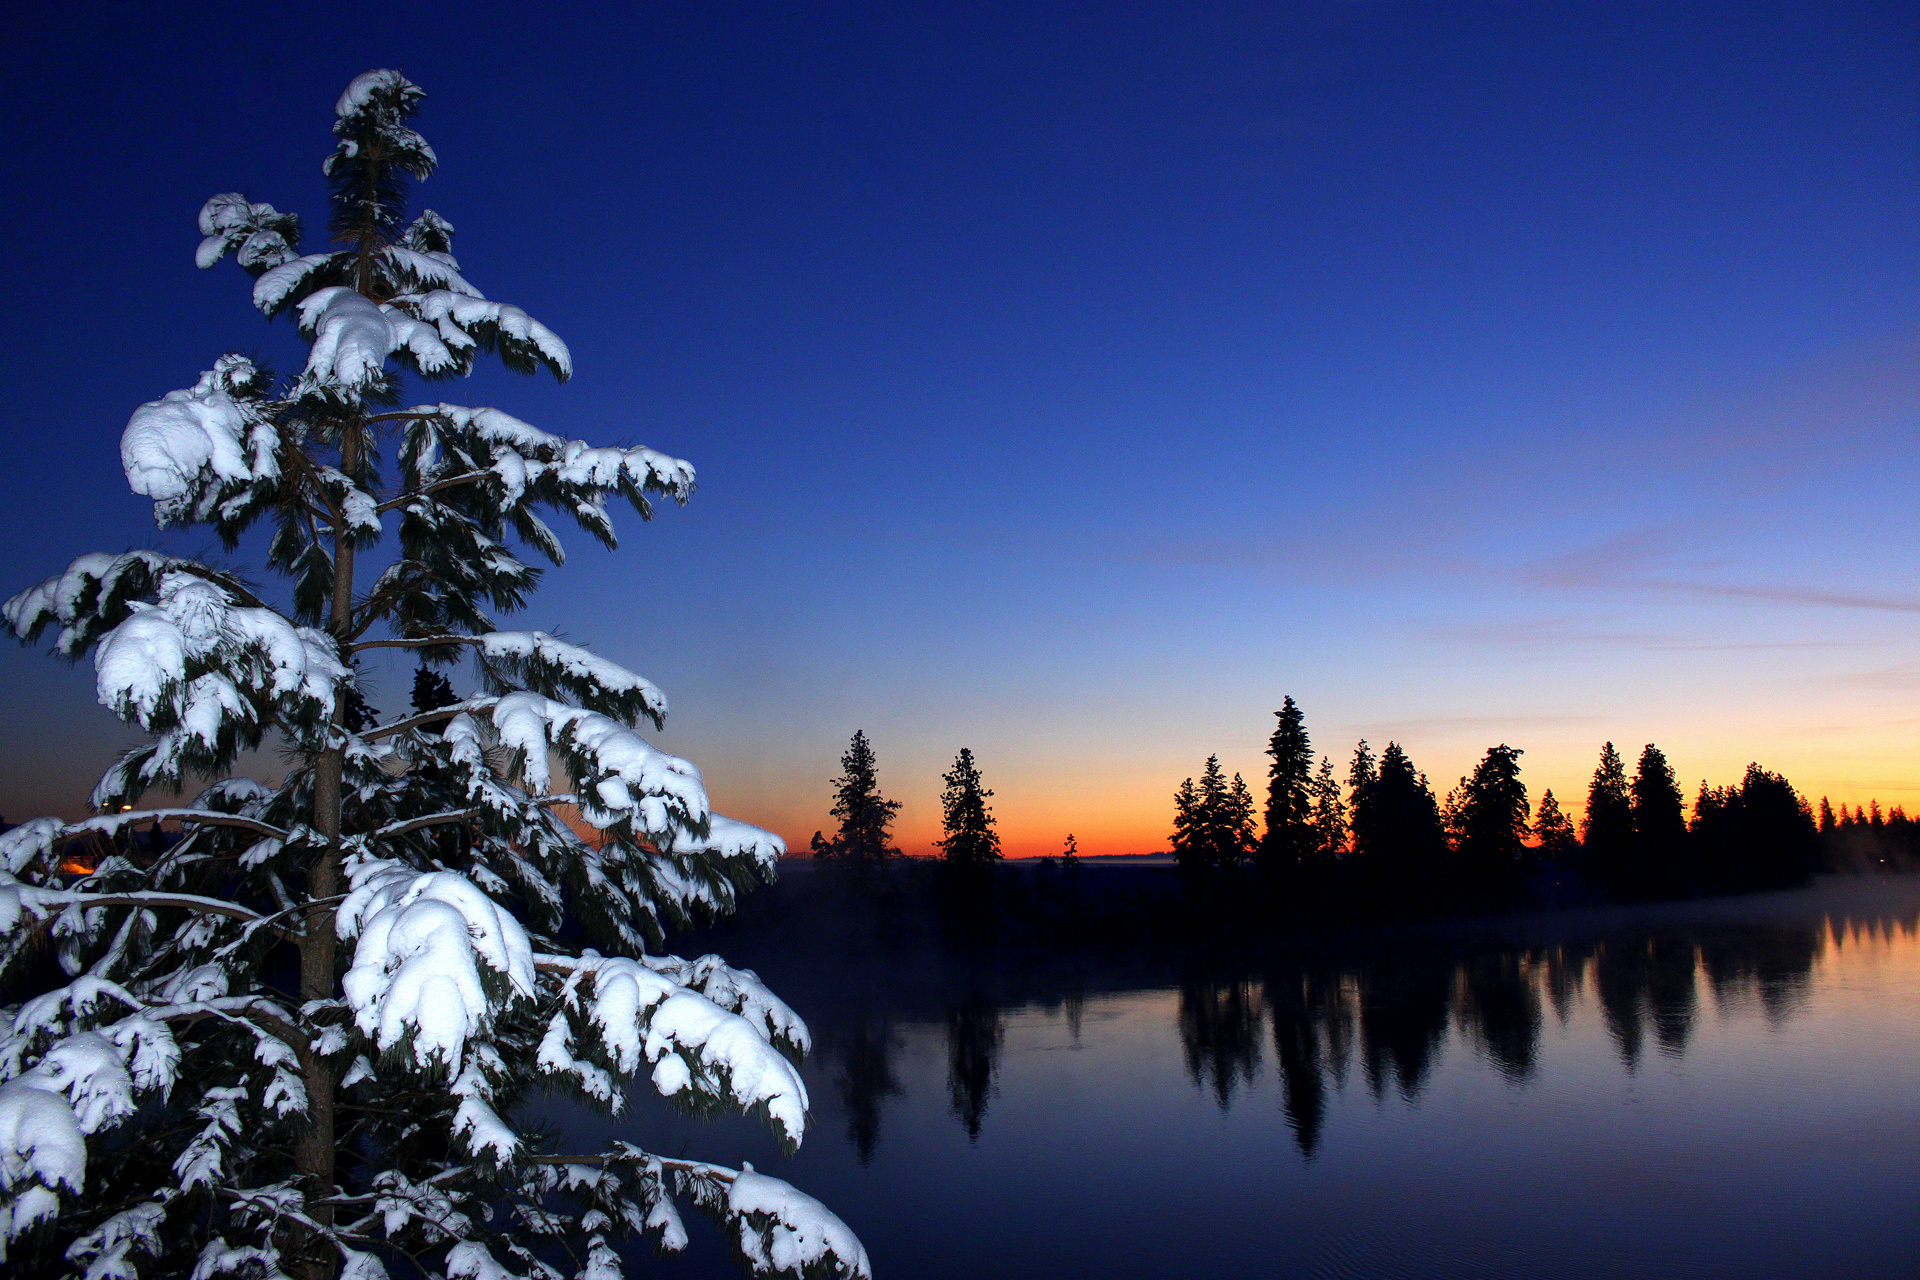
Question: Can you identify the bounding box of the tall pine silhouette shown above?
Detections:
[937,747,1002,865]
[813,729,902,863]
[1262,696,1317,874]
[1582,742,1634,896]
[1630,743,1689,897]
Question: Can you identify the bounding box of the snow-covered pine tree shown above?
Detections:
[0,71,868,1280]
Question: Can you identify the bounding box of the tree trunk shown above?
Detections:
[292,418,361,1280]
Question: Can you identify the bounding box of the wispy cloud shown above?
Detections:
[1517,527,1920,613]
[1431,616,1854,652]
[1347,713,1604,737]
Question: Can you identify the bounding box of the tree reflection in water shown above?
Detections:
[772,886,1902,1159]
[946,991,1004,1141]
[1178,977,1265,1110]
[831,1014,903,1165]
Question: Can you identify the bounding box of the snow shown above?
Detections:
[478,693,708,836]
[3,551,168,657]
[335,69,420,120]
[0,1077,85,1192]
[643,994,810,1145]
[443,1241,512,1280]
[194,195,297,273]
[298,287,458,389]
[121,368,253,504]
[481,631,667,724]
[91,572,346,732]
[338,860,535,1070]
[251,251,339,314]
[727,1164,872,1280]
[645,953,808,1056]
[64,1202,166,1280]
[668,815,786,872]
[405,293,572,378]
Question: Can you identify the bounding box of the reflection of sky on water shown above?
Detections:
[537,880,1920,1279]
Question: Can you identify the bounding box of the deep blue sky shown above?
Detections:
[2,2,1915,851]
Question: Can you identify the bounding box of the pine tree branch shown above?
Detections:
[32,889,268,924]
[372,470,492,515]
[373,809,477,839]
[360,698,497,741]
[364,410,450,424]
[351,635,483,654]
[56,808,293,842]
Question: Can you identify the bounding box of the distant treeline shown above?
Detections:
[802,706,1906,923]
[1168,696,1869,916]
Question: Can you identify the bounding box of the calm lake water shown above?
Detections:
[550,872,1920,1279]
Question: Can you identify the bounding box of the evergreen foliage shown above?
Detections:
[1531,789,1578,860]
[935,749,1001,866]
[409,662,458,717]
[1692,764,1821,891]
[1581,742,1634,895]
[1630,744,1688,896]
[1261,697,1316,873]
[1348,743,1446,907]
[1452,745,1530,898]
[811,731,901,864]
[1170,757,1256,873]
[0,73,867,1280]
[1308,758,1346,861]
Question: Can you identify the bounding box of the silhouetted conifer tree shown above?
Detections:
[409,662,458,715]
[1310,757,1347,860]
[1582,742,1634,897]
[1262,696,1316,873]
[1345,740,1377,853]
[1631,743,1689,896]
[1351,742,1447,910]
[1171,756,1256,873]
[1691,763,1819,892]
[812,729,902,863]
[1455,744,1530,901]
[1532,788,1578,859]
[1817,797,1835,835]
[936,747,1002,865]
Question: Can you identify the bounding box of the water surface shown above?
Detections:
[556,874,1920,1279]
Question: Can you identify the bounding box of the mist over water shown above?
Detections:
[545,875,1920,1279]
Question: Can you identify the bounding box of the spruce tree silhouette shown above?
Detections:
[1309,757,1347,862]
[812,729,902,864]
[1351,742,1446,911]
[1532,788,1579,860]
[1583,742,1635,898]
[1262,697,1317,875]
[1631,744,1690,897]
[936,748,1002,866]
[1455,745,1530,904]
[1172,756,1256,873]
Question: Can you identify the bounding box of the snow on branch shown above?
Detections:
[677,1160,871,1280]
[117,356,281,530]
[195,194,301,275]
[480,631,667,729]
[534,955,810,1148]
[337,860,535,1073]
[448,694,708,839]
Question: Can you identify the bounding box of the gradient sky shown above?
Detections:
[1,2,1915,855]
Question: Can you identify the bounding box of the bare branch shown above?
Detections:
[360,698,497,741]
[351,635,484,655]
[374,809,477,840]
[372,469,491,516]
